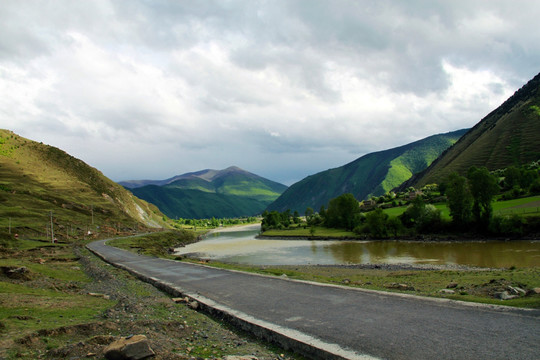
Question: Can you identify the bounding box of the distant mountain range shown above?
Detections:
[123,167,288,219]
[402,71,540,189]
[5,72,538,224]
[0,129,167,238]
[267,129,467,213]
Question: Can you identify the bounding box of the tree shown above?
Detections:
[325,193,361,230]
[399,196,425,228]
[503,166,521,190]
[400,196,441,232]
[365,208,389,238]
[386,216,403,238]
[293,210,301,224]
[261,210,281,231]
[445,172,473,226]
[467,167,499,226]
[319,205,326,220]
[305,207,314,220]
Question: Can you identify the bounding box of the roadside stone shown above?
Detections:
[386,283,415,291]
[439,289,455,295]
[88,292,111,300]
[494,291,518,300]
[533,288,540,294]
[172,297,190,304]
[446,282,458,289]
[103,334,155,360]
[507,286,526,295]
[342,279,350,284]
[188,301,199,310]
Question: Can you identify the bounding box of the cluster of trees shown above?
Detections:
[173,216,257,229]
[262,164,540,238]
[496,165,540,199]
[261,210,300,231]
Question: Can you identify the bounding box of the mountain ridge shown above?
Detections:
[267,129,467,213]
[119,166,252,189]
[127,166,288,218]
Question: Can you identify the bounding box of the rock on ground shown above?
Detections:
[103,334,155,360]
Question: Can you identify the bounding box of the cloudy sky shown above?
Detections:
[1,1,539,185]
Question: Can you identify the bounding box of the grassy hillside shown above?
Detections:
[128,166,287,219]
[267,129,467,213]
[131,186,269,219]
[405,72,540,188]
[0,129,167,241]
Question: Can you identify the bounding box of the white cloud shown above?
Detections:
[1,0,538,185]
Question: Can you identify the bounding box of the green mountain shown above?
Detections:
[403,72,540,188]
[267,129,467,213]
[126,166,288,219]
[0,129,168,240]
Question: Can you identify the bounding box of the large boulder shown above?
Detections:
[103,335,155,360]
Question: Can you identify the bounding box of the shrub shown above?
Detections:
[530,178,540,194]
[489,215,526,236]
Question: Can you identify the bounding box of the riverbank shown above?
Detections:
[206,223,261,236]
[258,227,540,242]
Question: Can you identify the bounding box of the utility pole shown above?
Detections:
[50,211,54,243]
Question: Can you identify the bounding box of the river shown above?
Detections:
[174,225,540,267]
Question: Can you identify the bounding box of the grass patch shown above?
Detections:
[0,282,112,334]
[262,226,356,238]
[108,230,197,258]
[186,260,540,309]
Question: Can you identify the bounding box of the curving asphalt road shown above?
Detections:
[87,239,540,360]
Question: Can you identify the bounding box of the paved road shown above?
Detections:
[88,239,540,360]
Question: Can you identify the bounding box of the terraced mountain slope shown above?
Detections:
[403,72,540,188]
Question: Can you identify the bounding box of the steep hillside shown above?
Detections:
[403,72,540,188]
[0,129,167,240]
[127,166,287,218]
[267,129,467,213]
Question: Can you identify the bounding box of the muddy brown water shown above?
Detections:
[175,227,540,267]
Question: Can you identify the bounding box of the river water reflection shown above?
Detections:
[174,226,540,268]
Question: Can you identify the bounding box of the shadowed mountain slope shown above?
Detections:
[127,167,287,219]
